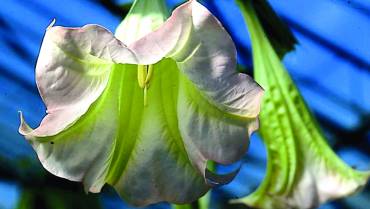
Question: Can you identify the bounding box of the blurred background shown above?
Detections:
[0,0,369,208]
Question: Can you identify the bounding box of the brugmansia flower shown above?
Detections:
[18,0,263,206]
[233,1,370,209]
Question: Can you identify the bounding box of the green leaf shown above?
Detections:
[233,1,370,208]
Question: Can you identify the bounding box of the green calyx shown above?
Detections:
[115,0,169,44]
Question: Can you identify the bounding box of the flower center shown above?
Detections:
[137,64,153,106]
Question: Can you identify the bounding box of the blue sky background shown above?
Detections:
[0,0,369,208]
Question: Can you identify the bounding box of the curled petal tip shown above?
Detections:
[47,18,56,30]
[205,165,241,186]
[18,111,33,137]
[249,85,264,118]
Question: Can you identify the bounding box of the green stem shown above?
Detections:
[198,189,211,209]
[172,203,197,209]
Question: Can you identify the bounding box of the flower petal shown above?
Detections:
[128,0,262,185]
[19,24,137,137]
[177,65,258,180]
[108,59,256,205]
[18,24,138,197]
[19,68,120,192]
[107,61,209,205]
[20,60,210,205]
[18,1,264,206]
[130,0,264,118]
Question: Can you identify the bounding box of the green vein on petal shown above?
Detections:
[104,64,145,186]
[104,59,209,205]
[233,1,370,209]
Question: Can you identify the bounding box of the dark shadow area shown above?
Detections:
[0,16,10,29]
[316,111,370,153]
[98,0,131,17]
[0,156,102,209]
